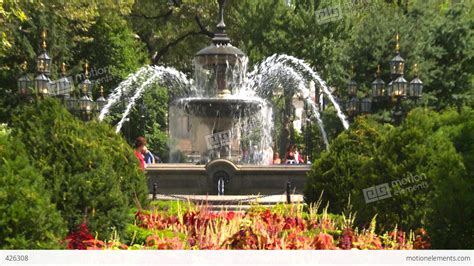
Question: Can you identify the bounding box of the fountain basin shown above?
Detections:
[146,159,309,195]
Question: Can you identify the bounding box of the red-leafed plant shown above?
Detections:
[65,223,94,250]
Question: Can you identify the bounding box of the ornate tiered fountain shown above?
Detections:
[170,1,266,163]
[147,0,309,195]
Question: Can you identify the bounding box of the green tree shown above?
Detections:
[305,107,474,248]
[0,0,135,122]
[10,99,148,238]
[0,126,67,249]
[88,10,149,94]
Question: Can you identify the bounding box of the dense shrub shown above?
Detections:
[11,99,149,238]
[305,107,474,249]
[0,128,66,248]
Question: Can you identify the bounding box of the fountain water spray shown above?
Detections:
[248,54,349,130]
[99,53,347,157]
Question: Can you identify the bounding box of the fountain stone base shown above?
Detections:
[146,159,310,195]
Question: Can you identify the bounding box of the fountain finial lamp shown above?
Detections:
[194,0,245,98]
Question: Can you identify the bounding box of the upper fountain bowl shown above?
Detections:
[195,44,245,67]
[176,97,263,118]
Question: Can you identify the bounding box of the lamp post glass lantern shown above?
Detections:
[37,30,52,76]
[17,61,32,97]
[96,86,107,111]
[56,63,73,97]
[408,64,423,98]
[35,72,51,96]
[409,77,423,98]
[37,53,52,76]
[18,75,31,97]
[347,97,359,116]
[360,97,372,114]
[390,55,405,77]
[389,34,404,77]
[371,65,385,98]
[348,79,357,97]
[65,95,77,113]
[79,94,94,114]
[391,76,408,98]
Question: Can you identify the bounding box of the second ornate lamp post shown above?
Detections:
[344,34,424,125]
[16,30,108,121]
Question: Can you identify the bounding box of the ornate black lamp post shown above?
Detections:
[16,30,106,121]
[345,34,424,125]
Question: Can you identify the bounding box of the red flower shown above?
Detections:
[312,233,336,249]
[414,228,431,249]
[339,228,354,250]
[225,211,236,221]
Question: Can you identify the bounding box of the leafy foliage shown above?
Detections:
[305,107,474,249]
[10,99,149,238]
[88,10,149,94]
[0,126,66,249]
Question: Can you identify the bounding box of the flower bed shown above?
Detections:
[66,202,430,250]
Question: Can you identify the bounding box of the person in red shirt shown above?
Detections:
[134,136,146,171]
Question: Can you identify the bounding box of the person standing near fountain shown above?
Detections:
[273,152,282,164]
[134,136,146,171]
[142,145,155,165]
[284,144,297,164]
[294,146,304,164]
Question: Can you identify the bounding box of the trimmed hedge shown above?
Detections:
[0,128,66,248]
[305,107,474,249]
[11,99,148,238]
